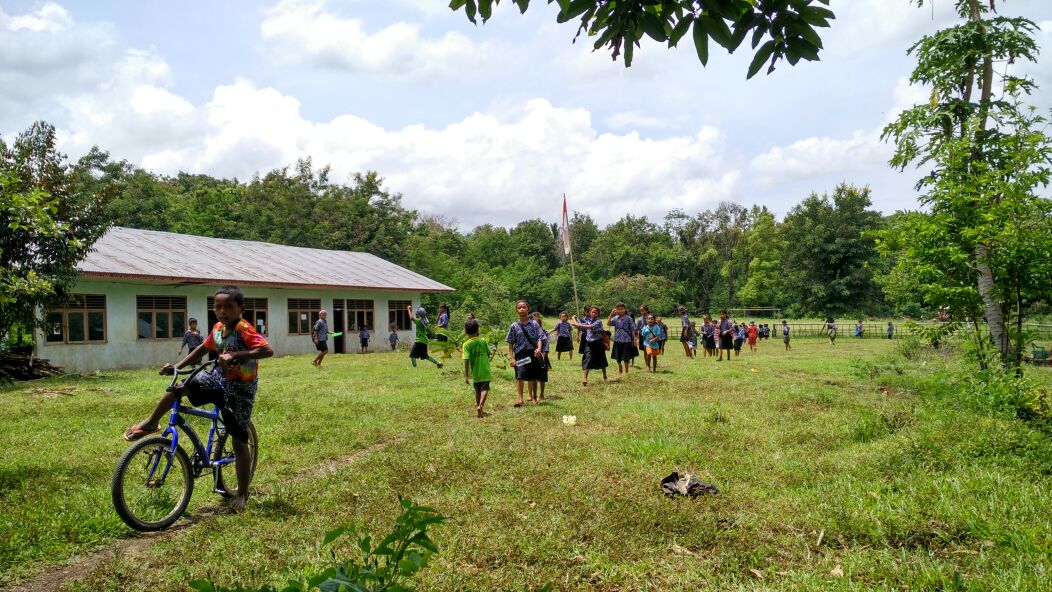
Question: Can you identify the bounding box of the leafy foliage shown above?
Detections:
[188,498,446,592]
[449,0,833,75]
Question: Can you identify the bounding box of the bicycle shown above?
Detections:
[111,360,258,531]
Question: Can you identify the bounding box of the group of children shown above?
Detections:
[678,310,795,360]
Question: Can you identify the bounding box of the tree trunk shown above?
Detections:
[974,243,1009,361]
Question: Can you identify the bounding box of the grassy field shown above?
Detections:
[2,336,1052,591]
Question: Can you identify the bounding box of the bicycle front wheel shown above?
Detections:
[111,436,194,531]
[214,421,258,499]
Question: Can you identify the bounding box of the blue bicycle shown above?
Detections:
[111,360,258,531]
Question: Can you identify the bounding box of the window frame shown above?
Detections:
[389,300,412,332]
[347,299,374,331]
[287,298,322,336]
[136,295,188,340]
[44,294,107,345]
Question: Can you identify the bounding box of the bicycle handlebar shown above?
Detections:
[162,359,218,391]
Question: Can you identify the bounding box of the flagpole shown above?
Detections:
[563,193,581,315]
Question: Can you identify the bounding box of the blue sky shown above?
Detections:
[2,0,1050,228]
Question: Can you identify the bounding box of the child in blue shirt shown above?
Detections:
[359,327,370,353]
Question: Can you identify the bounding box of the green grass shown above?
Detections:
[2,338,1052,591]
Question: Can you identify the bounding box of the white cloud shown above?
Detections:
[260,0,487,80]
[824,0,958,56]
[749,130,891,186]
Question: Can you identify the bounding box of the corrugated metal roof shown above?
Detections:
[78,227,454,293]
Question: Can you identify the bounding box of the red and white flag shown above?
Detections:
[561,195,572,256]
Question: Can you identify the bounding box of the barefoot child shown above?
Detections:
[359,326,370,353]
[388,326,399,351]
[532,312,551,399]
[747,320,758,352]
[782,319,792,351]
[462,319,491,418]
[571,305,608,387]
[608,302,637,375]
[551,311,574,360]
[678,306,694,358]
[656,316,669,354]
[717,310,734,361]
[311,310,329,367]
[124,285,273,513]
[640,314,664,372]
[506,300,544,406]
[408,305,443,368]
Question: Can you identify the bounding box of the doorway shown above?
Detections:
[332,299,346,354]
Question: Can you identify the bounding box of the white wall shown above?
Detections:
[35,279,425,372]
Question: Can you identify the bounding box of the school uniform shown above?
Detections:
[581,317,608,370]
[506,318,544,381]
[553,321,574,352]
[718,319,734,350]
[608,314,637,363]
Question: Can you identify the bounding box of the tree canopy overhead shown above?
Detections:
[449,0,834,76]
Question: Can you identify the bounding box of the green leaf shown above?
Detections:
[699,13,733,50]
[747,39,776,79]
[788,21,823,49]
[669,14,694,47]
[692,18,710,66]
[188,581,217,592]
[478,0,492,21]
[640,12,668,42]
[323,526,350,546]
[557,0,592,23]
[787,37,820,61]
[465,0,477,24]
[624,37,635,67]
[448,0,467,10]
[512,0,529,14]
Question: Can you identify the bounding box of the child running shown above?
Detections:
[124,285,273,513]
[551,311,574,360]
[825,316,838,346]
[506,300,544,406]
[747,320,758,352]
[608,302,637,375]
[532,311,551,399]
[640,313,664,372]
[462,319,491,418]
[408,305,443,368]
[782,319,792,351]
[678,306,694,358]
[571,305,608,387]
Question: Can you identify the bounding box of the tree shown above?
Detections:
[451,0,833,76]
[780,184,885,316]
[0,122,118,349]
[882,0,1052,365]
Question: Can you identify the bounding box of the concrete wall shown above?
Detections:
[35,279,424,372]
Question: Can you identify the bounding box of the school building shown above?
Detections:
[35,227,454,372]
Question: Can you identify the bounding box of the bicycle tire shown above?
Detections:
[214,421,258,499]
[111,436,194,531]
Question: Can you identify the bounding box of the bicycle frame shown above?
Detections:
[157,361,236,481]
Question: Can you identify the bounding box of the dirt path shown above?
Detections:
[3,439,396,592]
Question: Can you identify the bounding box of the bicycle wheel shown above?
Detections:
[111,436,194,531]
[214,421,258,499]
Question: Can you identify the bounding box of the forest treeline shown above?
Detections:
[104,155,898,324]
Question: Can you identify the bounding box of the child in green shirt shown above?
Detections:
[462,319,492,418]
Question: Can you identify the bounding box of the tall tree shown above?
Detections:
[883,0,1051,364]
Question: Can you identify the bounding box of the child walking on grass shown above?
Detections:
[656,316,668,354]
[359,327,370,353]
[717,310,734,362]
[408,305,442,368]
[608,302,637,375]
[532,312,551,399]
[678,306,694,358]
[571,305,608,387]
[640,313,664,372]
[388,326,399,351]
[782,319,792,351]
[124,285,273,513]
[462,319,491,418]
[552,311,574,360]
[506,300,544,406]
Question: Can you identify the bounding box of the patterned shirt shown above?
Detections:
[719,319,733,336]
[585,317,604,342]
[437,311,449,329]
[608,314,636,343]
[181,328,204,351]
[203,320,269,382]
[681,313,690,328]
[553,321,572,338]
[505,319,544,354]
[539,329,550,353]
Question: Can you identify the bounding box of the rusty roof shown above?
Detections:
[78,227,454,293]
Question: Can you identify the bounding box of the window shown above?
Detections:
[137,295,187,340]
[389,300,412,331]
[288,298,321,335]
[208,296,268,335]
[45,294,106,344]
[347,299,374,330]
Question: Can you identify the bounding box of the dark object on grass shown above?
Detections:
[661,472,719,497]
[0,352,61,381]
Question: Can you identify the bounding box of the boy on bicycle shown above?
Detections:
[123,285,273,512]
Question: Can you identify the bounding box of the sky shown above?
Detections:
[1,0,1050,229]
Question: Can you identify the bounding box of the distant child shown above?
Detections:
[532,312,551,399]
[640,314,664,372]
[506,300,544,406]
[747,320,758,352]
[782,320,792,351]
[688,321,698,355]
[701,315,716,357]
[678,306,694,358]
[388,326,399,351]
[408,305,442,368]
[179,317,203,355]
[855,320,864,338]
[717,310,734,361]
[571,305,608,387]
[311,310,329,367]
[733,324,745,357]
[359,326,370,353]
[635,305,651,367]
[124,285,273,513]
[462,319,491,418]
[608,302,637,375]
[887,321,894,340]
[551,311,574,360]
[656,316,669,354]
[826,317,838,346]
[577,307,589,357]
[436,304,450,341]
